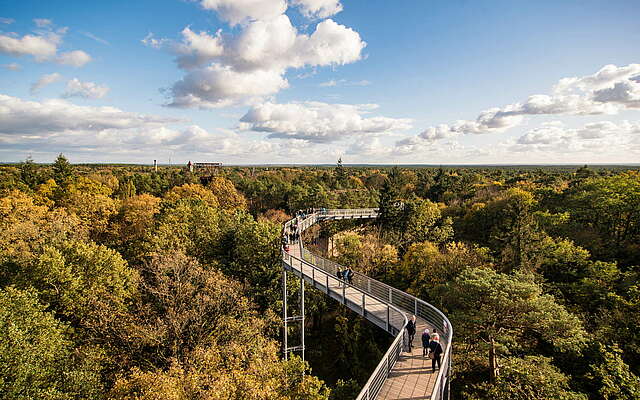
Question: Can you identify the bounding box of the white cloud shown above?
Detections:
[199,0,287,25]
[395,63,640,154]
[292,19,365,67]
[165,124,281,155]
[291,0,343,19]
[346,137,391,157]
[0,27,92,67]
[0,93,182,136]
[0,32,61,61]
[169,64,289,108]
[554,64,640,94]
[56,50,92,67]
[30,72,62,94]
[0,17,15,24]
[510,120,640,153]
[592,78,640,109]
[239,101,412,143]
[33,18,52,27]
[164,14,366,107]
[174,27,224,69]
[2,62,21,71]
[62,78,110,99]
[0,93,293,162]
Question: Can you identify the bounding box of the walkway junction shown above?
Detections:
[282,209,452,400]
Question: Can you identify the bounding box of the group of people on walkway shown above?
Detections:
[282,223,299,251]
[335,266,354,286]
[406,315,444,372]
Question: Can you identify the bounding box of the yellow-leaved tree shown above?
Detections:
[207,176,247,210]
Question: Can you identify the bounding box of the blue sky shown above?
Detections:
[1,0,639,164]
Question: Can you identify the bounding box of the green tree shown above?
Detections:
[207,176,247,210]
[466,356,586,400]
[565,171,640,265]
[377,177,402,231]
[335,157,347,187]
[117,178,137,200]
[28,240,138,335]
[0,286,104,399]
[405,241,492,298]
[19,155,40,189]
[135,251,253,362]
[400,197,453,246]
[52,153,73,185]
[426,167,451,202]
[330,379,360,400]
[443,268,586,382]
[586,343,640,400]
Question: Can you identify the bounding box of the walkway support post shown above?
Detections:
[300,260,305,363]
[282,267,288,360]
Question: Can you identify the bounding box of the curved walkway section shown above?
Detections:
[282,209,452,400]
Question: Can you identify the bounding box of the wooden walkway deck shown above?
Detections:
[288,245,442,399]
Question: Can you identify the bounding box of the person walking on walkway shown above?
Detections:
[346,267,354,285]
[428,338,443,372]
[406,315,416,350]
[421,328,431,357]
[336,267,343,287]
[430,328,440,342]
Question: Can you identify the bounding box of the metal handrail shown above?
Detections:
[282,209,452,400]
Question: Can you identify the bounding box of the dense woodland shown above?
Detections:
[1,155,639,399]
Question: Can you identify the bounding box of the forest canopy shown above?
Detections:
[1,156,639,399]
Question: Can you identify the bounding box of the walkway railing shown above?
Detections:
[282,209,452,400]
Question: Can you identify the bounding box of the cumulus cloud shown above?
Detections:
[2,62,21,71]
[291,0,343,19]
[0,94,182,136]
[155,1,365,108]
[173,27,224,69]
[30,72,62,94]
[554,64,640,94]
[0,32,61,61]
[0,26,91,67]
[0,93,293,161]
[62,78,110,99]
[346,137,392,157]
[510,120,640,153]
[164,125,281,155]
[166,16,365,108]
[170,64,289,108]
[0,17,15,24]
[55,50,92,67]
[199,0,343,24]
[239,101,411,143]
[395,63,640,153]
[199,0,287,25]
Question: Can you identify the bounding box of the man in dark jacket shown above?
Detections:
[406,315,416,350]
[346,267,354,285]
[428,339,443,371]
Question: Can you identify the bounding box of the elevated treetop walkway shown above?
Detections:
[282,209,452,400]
